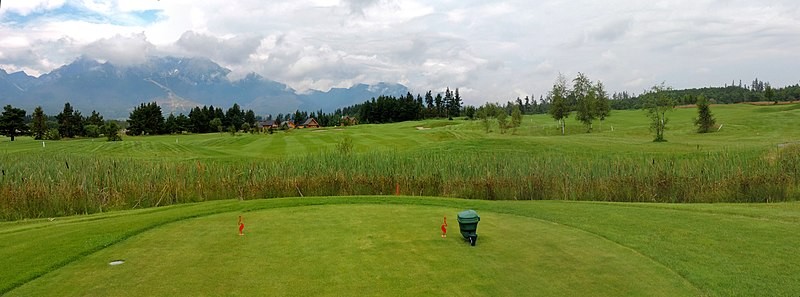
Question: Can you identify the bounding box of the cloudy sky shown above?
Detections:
[1,0,799,104]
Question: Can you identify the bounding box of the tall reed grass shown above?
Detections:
[1,145,799,220]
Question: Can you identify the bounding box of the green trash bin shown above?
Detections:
[457,210,480,246]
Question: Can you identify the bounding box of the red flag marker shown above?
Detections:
[238,216,245,236]
[441,216,447,238]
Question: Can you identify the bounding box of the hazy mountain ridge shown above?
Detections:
[0,56,408,118]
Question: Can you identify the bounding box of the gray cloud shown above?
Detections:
[2,0,800,103]
[174,31,262,65]
[83,33,155,66]
[343,0,381,15]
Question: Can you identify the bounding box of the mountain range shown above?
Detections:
[0,56,409,118]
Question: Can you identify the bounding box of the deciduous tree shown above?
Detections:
[644,83,675,142]
[511,104,522,132]
[210,117,223,133]
[594,81,611,131]
[496,107,509,134]
[573,72,596,132]
[103,121,122,141]
[548,73,571,135]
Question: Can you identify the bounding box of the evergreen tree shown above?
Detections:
[416,94,425,119]
[464,105,476,120]
[694,95,716,133]
[524,96,531,114]
[176,113,190,133]
[453,88,462,117]
[765,85,776,104]
[31,106,47,140]
[0,105,28,141]
[434,93,443,118]
[189,107,207,133]
[548,74,571,135]
[293,110,305,125]
[244,110,256,127]
[425,91,434,117]
[226,103,244,130]
[56,102,80,138]
[165,113,179,134]
[127,102,165,136]
[86,110,104,127]
[447,88,462,119]
[214,107,225,125]
[444,88,453,119]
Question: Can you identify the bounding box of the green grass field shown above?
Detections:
[2,196,799,296]
[2,103,800,219]
[2,104,800,295]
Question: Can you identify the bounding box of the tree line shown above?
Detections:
[0,103,122,141]
[609,79,800,110]
[333,88,463,124]
[2,78,797,141]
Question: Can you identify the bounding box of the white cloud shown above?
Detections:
[0,0,66,16]
[1,0,800,101]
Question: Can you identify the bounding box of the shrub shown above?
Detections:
[44,128,61,140]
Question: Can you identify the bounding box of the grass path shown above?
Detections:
[2,197,799,296]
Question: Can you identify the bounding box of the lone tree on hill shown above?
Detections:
[0,105,28,141]
[694,95,716,133]
[548,73,571,135]
[644,83,675,142]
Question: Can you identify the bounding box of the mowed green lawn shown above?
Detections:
[2,197,800,296]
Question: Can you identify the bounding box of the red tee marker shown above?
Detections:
[238,216,245,236]
[441,216,448,238]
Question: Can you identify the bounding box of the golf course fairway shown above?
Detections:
[3,196,799,296]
